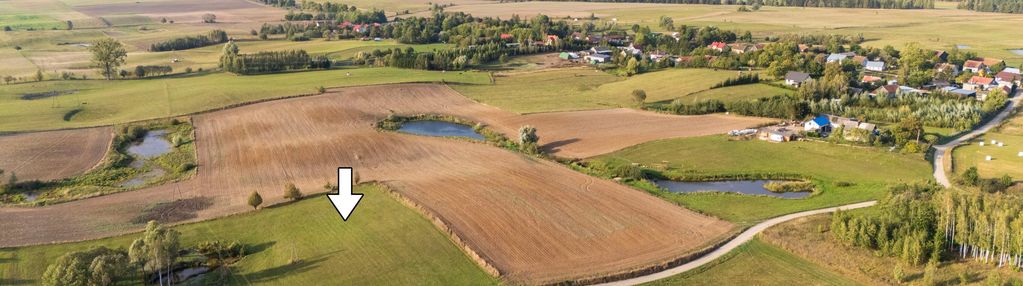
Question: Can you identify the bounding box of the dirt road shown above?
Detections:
[933,93,1022,187]
[593,201,878,286]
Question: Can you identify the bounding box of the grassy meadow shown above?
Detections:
[0,184,499,285]
[594,135,933,225]
[952,133,1023,180]
[453,67,744,113]
[0,67,491,131]
[641,238,857,286]
[668,83,792,105]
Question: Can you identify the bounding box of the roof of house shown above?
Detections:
[810,115,831,127]
[996,71,1022,82]
[589,54,611,59]
[964,60,984,69]
[852,55,867,64]
[875,84,899,94]
[969,76,995,85]
[861,75,883,82]
[858,122,877,131]
[980,57,1004,67]
[709,42,728,49]
[785,71,811,82]
[798,44,810,52]
[1004,67,1021,74]
[591,46,611,53]
[950,89,977,96]
[936,62,957,71]
[864,61,885,70]
[826,53,848,62]
[500,33,513,39]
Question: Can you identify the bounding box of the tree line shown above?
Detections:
[832,181,1023,273]
[528,0,933,9]
[149,30,227,52]
[220,42,330,74]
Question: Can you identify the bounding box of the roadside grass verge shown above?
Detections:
[0,184,499,285]
[640,238,857,286]
[591,135,932,225]
[0,68,490,131]
[452,67,742,113]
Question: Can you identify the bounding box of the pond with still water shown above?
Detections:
[398,120,484,140]
[654,180,811,199]
[127,130,172,158]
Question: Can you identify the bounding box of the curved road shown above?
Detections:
[595,201,877,286]
[933,93,1022,187]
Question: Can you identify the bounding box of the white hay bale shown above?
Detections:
[986,155,993,161]
[980,142,986,146]
[991,139,998,144]
[998,142,1004,147]
[1018,151,1023,157]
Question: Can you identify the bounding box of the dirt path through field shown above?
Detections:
[0,84,768,284]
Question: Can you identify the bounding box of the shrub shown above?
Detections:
[247,191,262,209]
[177,163,195,173]
[763,181,815,193]
[283,183,302,200]
[195,240,244,267]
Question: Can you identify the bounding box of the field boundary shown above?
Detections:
[378,181,503,278]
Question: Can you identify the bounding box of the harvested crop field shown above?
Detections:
[72,0,283,24]
[0,127,111,181]
[0,84,751,284]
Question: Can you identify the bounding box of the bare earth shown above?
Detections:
[0,127,112,181]
[0,84,770,284]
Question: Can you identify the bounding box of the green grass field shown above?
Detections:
[0,68,490,132]
[668,83,792,105]
[641,238,857,286]
[0,184,499,285]
[453,67,743,113]
[595,135,932,225]
[952,133,1023,180]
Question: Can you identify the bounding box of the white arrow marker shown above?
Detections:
[328,167,363,221]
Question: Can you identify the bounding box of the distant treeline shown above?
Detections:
[529,0,933,9]
[361,43,558,70]
[149,30,227,52]
[222,50,331,74]
[255,0,296,8]
[284,3,387,23]
[957,0,1023,13]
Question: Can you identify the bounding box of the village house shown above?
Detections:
[964,76,996,91]
[803,115,832,134]
[942,86,977,97]
[649,51,669,62]
[559,52,579,60]
[995,71,1021,89]
[590,46,612,55]
[586,53,610,64]
[864,60,885,72]
[980,57,1005,68]
[708,42,728,52]
[935,50,949,62]
[861,75,883,83]
[936,63,960,76]
[826,53,848,63]
[963,60,985,73]
[1004,67,1021,74]
[784,71,811,87]
[871,84,900,97]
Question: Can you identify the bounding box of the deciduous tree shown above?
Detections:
[89,38,127,80]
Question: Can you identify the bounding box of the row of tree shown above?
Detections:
[220,42,330,74]
[957,0,1023,13]
[149,30,227,52]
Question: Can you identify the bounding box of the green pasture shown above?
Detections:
[670,83,792,105]
[952,133,1023,180]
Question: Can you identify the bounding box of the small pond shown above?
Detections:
[956,44,971,49]
[397,120,484,140]
[127,130,172,158]
[118,168,166,188]
[1011,49,1023,56]
[654,180,811,199]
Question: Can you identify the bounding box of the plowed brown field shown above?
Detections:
[0,127,112,181]
[0,84,767,284]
